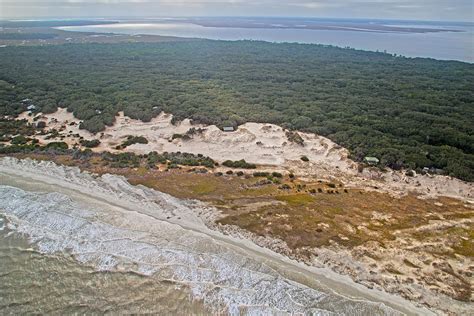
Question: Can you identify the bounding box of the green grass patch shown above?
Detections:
[277,194,315,206]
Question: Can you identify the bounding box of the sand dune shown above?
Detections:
[18,108,473,202]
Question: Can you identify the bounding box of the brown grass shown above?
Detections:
[5,152,473,305]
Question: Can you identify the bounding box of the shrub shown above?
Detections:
[0,119,36,138]
[72,148,93,160]
[286,131,304,146]
[154,151,215,168]
[300,155,309,162]
[271,172,283,178]
[222,159,257,169]
[186,127,205,136]
[0,144,37,154]
[296,184,306,190]
[102,151,140,168]
[271,178,281,184]
[80,139,100,148]
[405,170,416,177]
[253,172,270,177]
[181,134,191,141]
[36,121,47,129]
[120,135,148,148]
[79,117,105,134]
[11,135,28,145]
[45,141,68,151]
[226,170,234,175]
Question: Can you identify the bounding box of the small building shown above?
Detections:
[223,126,235,132]
[26,104,37,111]
[363,156,379,165]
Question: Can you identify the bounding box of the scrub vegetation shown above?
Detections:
[0,41,472,180]
[2,149,472,307]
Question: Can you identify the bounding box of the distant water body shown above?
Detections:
[59,18,474,62]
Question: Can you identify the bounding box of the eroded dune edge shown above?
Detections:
[1,157,435,315]
[3,109,473,314]
[17,108,473,201]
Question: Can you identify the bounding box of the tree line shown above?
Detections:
[0,40,472,180]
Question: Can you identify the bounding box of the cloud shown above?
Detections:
[1,0,472,21]
[289,2,339,9]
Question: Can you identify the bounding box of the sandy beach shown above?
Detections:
[0,157,434,315]
[7,109,473,314]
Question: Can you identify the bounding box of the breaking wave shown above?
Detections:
[0,157,402,315]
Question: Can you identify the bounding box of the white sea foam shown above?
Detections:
[0,158,404,315]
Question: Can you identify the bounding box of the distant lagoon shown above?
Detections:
[59,19,474,62]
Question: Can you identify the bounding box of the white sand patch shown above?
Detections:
[18,108,357,172]
[16,108,473,201]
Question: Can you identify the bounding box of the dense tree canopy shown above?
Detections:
[0,41,472,180]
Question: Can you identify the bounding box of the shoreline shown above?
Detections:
[0,157,434,315]
[54,21,474,63]
[2,152,472,314]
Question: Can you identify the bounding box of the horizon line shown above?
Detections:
[1,15,473,25]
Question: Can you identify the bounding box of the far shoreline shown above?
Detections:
[53,18,474,63]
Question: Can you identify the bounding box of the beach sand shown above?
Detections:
[0,157,434,315]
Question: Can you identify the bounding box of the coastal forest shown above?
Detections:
[0,40,473,180]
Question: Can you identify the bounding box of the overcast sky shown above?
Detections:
[1,0,473,21]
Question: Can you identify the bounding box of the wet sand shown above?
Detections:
[0,157,433,315]
[0,220,209,314]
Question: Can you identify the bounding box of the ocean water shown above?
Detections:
[0,157,424,315]
[0,216,209,314]
[58,19,474,62]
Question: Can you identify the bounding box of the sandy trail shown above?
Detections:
[18,109,473,202]
[0,157,433,315]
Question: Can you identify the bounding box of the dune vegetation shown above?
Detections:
[0,41,473,180]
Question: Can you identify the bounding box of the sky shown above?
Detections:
[1,0,473,22]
